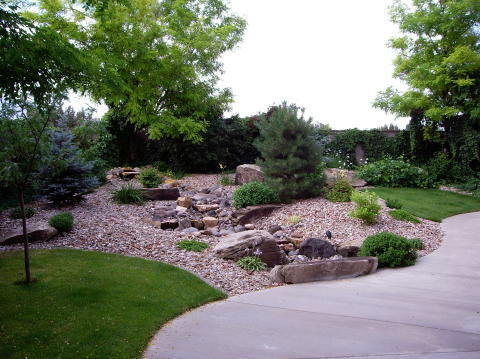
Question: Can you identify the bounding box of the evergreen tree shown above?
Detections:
[254,103,324,202]
[41,128,98,205]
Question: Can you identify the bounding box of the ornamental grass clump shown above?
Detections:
[139,167,163,188]
[232,181,278,208]
[176,240,209,252]
[389,209,421,223]
[326,179,353,202]
[112,183,145,205]
[236,256,267,271]
[49,212,74,233]
[358,232,419,268]
[349,190,381,224]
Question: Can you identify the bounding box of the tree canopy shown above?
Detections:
[26,0,246,142]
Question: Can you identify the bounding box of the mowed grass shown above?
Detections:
[0,249,226,359]
[371,187,480,222]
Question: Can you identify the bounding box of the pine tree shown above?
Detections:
[254,102,324,202]
[41,129,99,205]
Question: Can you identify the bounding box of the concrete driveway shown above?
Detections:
[144,212,480,359]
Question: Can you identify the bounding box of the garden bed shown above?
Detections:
[0,174,443,295]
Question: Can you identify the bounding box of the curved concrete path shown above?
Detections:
[144,212,480,359]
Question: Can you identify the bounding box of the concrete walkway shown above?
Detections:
[144,212,480,359]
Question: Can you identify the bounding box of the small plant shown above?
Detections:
[11,207,35,219]
[326,178,353,202]
[385,197,403,209]
[219,175,235,186]
[139,167,163,188]
[49,212,74,233]
[389,209,421,223]
[349,190,381,224]
[112,183,145,205]
[409,238,424,250]
[287,215,301,224]
[236,256,267,271]
[232,181,279,208]
[358,232,418,268]
[177,240,209,252]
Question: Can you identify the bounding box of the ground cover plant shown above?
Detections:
[48,212,74,233]
[358,232,419,268]
[176,240,209,252]
[326,179,353,202]
[371,187,480,222]
[385,198,403,209]
[139,167,163,188]
[112,183,145,205]
[232,181,278,208]
[236,256,267,271]
[349,190,381,224]
[0,249,225,359]
[389,209,421,223]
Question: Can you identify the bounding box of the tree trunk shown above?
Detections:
[19,188,31,283]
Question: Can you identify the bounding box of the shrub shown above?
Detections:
[358,232,418,268]
[49,212,74,233]
[112,183,145,205]
[349,190,381,224]
[287,215,301,224]
[219,175,235,186]
[326,179,353,202]
[358,158,434,188]
[409,238,424,250]
[389,209,421,223]
[139,167,163,188]
[236,256,267,271]
[176,240,209,252]
[232,181,278,208]
[254,102,325,202]
[11,207,35,219]
[385,198,403,209]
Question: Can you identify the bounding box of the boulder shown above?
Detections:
[337,245,360,257]
[298,238,336,259]
[235,164,264,185]
[160,220,179,230]
[324,168,367,188]
[268,225,283,234]
[194,204,220,213]
[1,224,58,245]
[244,223,255,230]
[270,257,378,284]
[232,205,282,225]
[119,171,140,180]
[178,218,192,230]
[192,193,218,202]
[214,230,289,267]
[177,196,193,208]
[203,216,219,228]
[141,188,180,201]
[191,220,204,230]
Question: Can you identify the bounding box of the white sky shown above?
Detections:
[69,0,409,129]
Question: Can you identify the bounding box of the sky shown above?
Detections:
[69,0,409,130]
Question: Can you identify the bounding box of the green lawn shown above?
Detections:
[0,249,226,359]
[371,187,480,222]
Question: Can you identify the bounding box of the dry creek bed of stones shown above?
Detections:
[0,173,443,296]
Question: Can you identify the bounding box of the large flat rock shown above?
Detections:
[141,187,180,200]
[232,204,282,225]
[1,224,58,245]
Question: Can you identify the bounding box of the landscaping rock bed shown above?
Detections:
[0,174,443,295]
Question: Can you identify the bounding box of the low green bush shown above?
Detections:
[139,168,163,188]
[176,240,209,252]
[349,190,381,224]
[112,183,145,205]
[326,179,353,202]
[49,212,74,233]
[409,238,424,250]
[236,256,267,271]
[389,209,421,223]
[10,207,35,219]
[385,197,403,209]
[358,158,434,188]
[232,181,279,208]
[358,232,418,268]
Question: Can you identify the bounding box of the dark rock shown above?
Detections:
[1,225,58,245]
[141,188,180,201]
[235,164,264,185]
[270,257,378,284]
[298,238,336,259]
[207,210,217,216]
[337,245,360,257]
[160,220,179,230]
[232,205,282,225]
[191,220,204,230]
[268,225,283,234]
[220,199,231,208]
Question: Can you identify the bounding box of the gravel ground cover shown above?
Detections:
[0,174,443,295]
